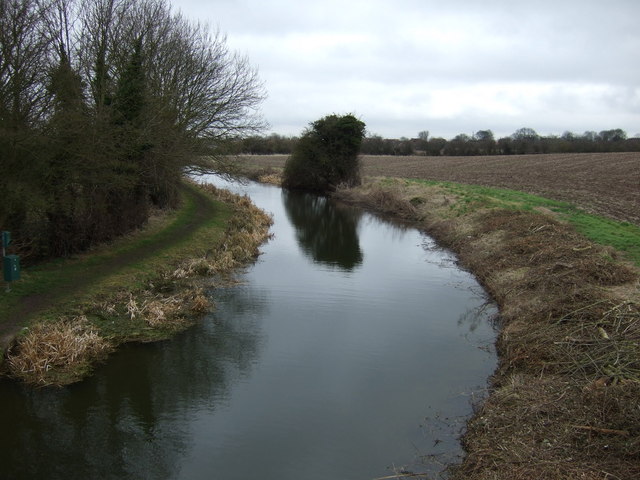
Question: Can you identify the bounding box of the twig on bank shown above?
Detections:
[372,474,431,480]
[572,425,630,436]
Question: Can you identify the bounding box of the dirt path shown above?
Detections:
[0,183,219,351]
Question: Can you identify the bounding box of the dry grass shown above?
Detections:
[257,173,282,185]
[6,316,112,386]
[114,288,210,329]
[336,179,640,480]
[190,182,274,273]
[460,374,640,480]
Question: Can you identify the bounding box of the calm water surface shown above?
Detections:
[0,178,496,479]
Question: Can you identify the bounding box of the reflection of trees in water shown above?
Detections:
[0,285,267,480]
[457,299,499,335]
[283,190,363,270]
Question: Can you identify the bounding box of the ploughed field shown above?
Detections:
[240,152,640,225]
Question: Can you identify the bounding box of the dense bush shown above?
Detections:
[282,114,366,192]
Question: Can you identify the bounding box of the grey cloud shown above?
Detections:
[175,0,640,138]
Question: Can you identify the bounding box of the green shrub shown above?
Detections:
[282,114,366,192]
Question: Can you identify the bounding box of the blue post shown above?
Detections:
[2,231,20,292]
[1,231,9,256]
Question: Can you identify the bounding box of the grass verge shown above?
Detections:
[335,177,640,480]
[401,178,640,266]
[0,182,222,324]
[1,181,273,386]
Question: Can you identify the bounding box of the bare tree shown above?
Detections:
[0,0,55,239]
[2,0,267,259]
[0,0,53,133]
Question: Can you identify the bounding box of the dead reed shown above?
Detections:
[6,316,112,386]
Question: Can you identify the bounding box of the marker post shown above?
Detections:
[2,231,20,292]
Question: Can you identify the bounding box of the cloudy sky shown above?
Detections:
[173,0,639,139]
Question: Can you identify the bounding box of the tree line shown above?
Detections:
[235,127,640,157]
[0,0,265,261]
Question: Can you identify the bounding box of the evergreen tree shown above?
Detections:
[283,114,366,192]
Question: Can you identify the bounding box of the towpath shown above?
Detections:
[0,183,220,352]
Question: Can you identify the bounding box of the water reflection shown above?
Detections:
[282,190,363,270]
[457,300,499,334]
[0,178,497,480]
[0,286,266,480]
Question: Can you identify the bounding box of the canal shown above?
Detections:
[0,178,496,479]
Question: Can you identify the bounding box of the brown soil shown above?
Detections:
[237,152,640,225]
[0,183,219,353]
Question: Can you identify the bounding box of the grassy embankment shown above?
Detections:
[334,177,639,480]
[411,179,640,266]
[0,181,273,386]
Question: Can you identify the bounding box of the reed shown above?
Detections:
[7,316,112,385]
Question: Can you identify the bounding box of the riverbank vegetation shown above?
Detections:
[410,180,640,266]
[333,178,639,480]
[0,0,265,263]
[2,182,273,386]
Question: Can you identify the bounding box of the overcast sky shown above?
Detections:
[172,0,639,139]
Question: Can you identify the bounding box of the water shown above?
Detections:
[0,178,496,479]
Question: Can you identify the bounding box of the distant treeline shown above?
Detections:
[1,0,263,261]
[235,128,640,156]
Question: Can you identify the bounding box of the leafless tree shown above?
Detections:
[2,0,267,258]
[0,0,53,133]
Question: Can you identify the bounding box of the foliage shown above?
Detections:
[361,128,640,156]
[235,133,298,154]
[0,0,265,261]
[282,113,366,192]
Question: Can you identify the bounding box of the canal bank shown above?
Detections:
[0,181,273,386]
[333,177,640,480]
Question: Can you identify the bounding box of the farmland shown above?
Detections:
[237,152,640,225]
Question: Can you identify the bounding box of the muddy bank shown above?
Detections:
[334,178,640,480]
[2,183,273,386]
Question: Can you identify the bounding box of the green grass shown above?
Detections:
[409,179,640,266]
[0,182,232,328]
